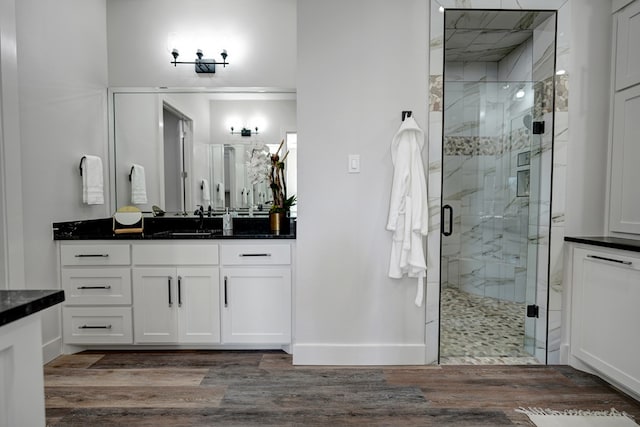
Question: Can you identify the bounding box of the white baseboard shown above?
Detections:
[292,343,427,365]
[42,336,62,364]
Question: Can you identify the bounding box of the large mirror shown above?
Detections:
[109,89,297,215]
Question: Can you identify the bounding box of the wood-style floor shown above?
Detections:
[44,350,640,426]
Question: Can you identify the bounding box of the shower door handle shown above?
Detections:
[442,205,453,236]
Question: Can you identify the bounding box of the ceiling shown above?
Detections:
[444,10,555,62]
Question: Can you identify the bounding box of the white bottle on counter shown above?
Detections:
[223,208,232,234]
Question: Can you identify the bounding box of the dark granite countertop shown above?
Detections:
[564,236,640,253]
[0,290,65,328]
[53,216,296,240]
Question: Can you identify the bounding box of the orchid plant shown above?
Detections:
[246,140,296,213]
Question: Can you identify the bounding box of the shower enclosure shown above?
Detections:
[439,10,556,362]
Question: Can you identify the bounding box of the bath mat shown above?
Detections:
[516,408,638,427]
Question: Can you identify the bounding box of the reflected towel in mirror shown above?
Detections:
[202,179,211,205]
[130,164,147,204]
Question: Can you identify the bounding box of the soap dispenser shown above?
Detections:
[223,208,232,234]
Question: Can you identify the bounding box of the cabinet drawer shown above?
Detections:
[132,244,219,265]
[63,307,133,344]
[221,244,291,265]
[61,244,130,266]
[62,268,131,305]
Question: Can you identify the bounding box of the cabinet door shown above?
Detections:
[221,267,291,344]
[616,0,640,90]
[133,268,178,343]
[571,248,640,395]
[609,85,640,234]
[177,267,221,344]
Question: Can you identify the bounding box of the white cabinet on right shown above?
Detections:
[221,243,292,344]
[570,246,640,398]
[609,0,640,234]
[615,0,640,91]
[609,84,640,234]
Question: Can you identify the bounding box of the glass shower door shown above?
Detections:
[439,9,556,363]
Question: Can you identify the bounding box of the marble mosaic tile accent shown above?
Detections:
[440,356,540,365]
[443,128,533,156]
[440,287,531,358]
[555,74,569,111]
[430,75,443,112]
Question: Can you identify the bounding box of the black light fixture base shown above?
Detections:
[195,59,216,73]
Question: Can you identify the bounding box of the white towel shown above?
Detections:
[130,164,147,204]
[202,179,211,205]
[242,188,248,206]
[81,155,104,205]
[217,182,224,202]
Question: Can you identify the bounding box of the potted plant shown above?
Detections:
[267,140,296,232]
[246,139,296,232]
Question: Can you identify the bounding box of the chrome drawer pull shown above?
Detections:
[239,253,271,257]
[77,285,112,290]
[587,254,632,266]
[74,254,109,258]
[79,325,112,329]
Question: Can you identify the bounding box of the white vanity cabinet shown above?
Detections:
[220,243,292,344]
[131,244,220,344]
[569,245,640,398]
[60,243,133,344]
[58,239,294,349]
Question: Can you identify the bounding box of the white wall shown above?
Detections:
[106,0,296,88]
[565,0,611,236]
[295,0,429,365]
[15,0,109,361]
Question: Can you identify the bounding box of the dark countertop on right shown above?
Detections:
[564,236,640,253]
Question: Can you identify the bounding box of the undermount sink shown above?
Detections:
[152,229,222,238]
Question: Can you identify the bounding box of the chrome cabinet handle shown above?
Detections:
[178,276,182,307]
[239,253,272,257]
[77,285,111,290]
[79,325,112,329]
[74,254,109,258]
[224,276,228,307]
[587,254,632,266]
[168,276,173,307]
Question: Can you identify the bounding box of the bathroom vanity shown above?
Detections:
[53,216,295,353]
[0,289,65,426]
[564,236,640,401]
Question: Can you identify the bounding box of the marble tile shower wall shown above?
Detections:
[429,0,570,364]
[442,131,531,304]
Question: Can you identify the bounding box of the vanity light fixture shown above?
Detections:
[230,126,259,137]
[170,49,228,73]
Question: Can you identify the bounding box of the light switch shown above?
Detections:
[348,154,360,173]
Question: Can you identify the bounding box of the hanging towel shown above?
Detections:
[130,164,148,204]
[201,179,211,206]
[217,182,225,203]
[81,155,104,205]
[242,188,248,206]
[386,116,429,307]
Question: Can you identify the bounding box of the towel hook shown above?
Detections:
[200,180,205,190]
[79,156,87,176]
[401,111,412,121]
[217,183,220,192]
[128,166,135,182]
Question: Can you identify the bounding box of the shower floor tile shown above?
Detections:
[440,287,538,363]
